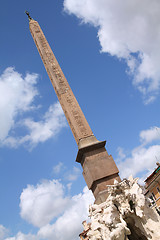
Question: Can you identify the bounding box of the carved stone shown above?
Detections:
[81,177,160,239]
[29,19,94,145]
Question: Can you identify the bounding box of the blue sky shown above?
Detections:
[1,0,160,239]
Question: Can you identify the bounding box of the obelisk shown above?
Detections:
[26,12,120,204]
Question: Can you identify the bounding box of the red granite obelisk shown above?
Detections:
[26,12,120,204]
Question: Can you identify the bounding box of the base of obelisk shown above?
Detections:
[76,136,121,204]
[79,176,160,240]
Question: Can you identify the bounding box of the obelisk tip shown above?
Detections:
[25,11,32,21]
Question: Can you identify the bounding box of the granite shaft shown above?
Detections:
[29,19,93,145]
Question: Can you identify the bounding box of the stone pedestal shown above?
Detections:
[76,136,121,204]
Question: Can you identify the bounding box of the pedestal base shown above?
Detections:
[76,137,121,203]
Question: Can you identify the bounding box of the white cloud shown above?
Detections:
[18,180,94,240]
[140,126,160,145]
[21,102,66,146]
[116,147,126,162]
[53,162,64,174]
[118,145,160,181]
[20,179,70,228]
[66,166,81,181]
[67,182,72,191]
[0,225,9,240]
[53,164,81,182]
[0,67,38,142]
[117,126,160,183]
[5,232,38,240]
[64,0,160,103]
[0,187,94,240]
[38,186,94,240]
[1,101,66,149]
[0,68,67,149]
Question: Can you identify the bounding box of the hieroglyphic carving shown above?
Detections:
[30,22,67,95]
[29,20,93,144]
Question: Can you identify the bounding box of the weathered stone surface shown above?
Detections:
[29,19,94,145]
[83,177,160,240]
[81,147,120,202]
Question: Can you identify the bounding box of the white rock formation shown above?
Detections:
[85,176,160,240]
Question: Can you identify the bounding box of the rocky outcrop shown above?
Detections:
[84,176,160,240]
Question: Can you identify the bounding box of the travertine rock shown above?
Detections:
[85,176,160,240]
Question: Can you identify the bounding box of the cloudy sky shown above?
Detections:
[1,0,160,239]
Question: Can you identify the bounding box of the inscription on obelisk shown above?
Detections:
[29,19,94,145]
